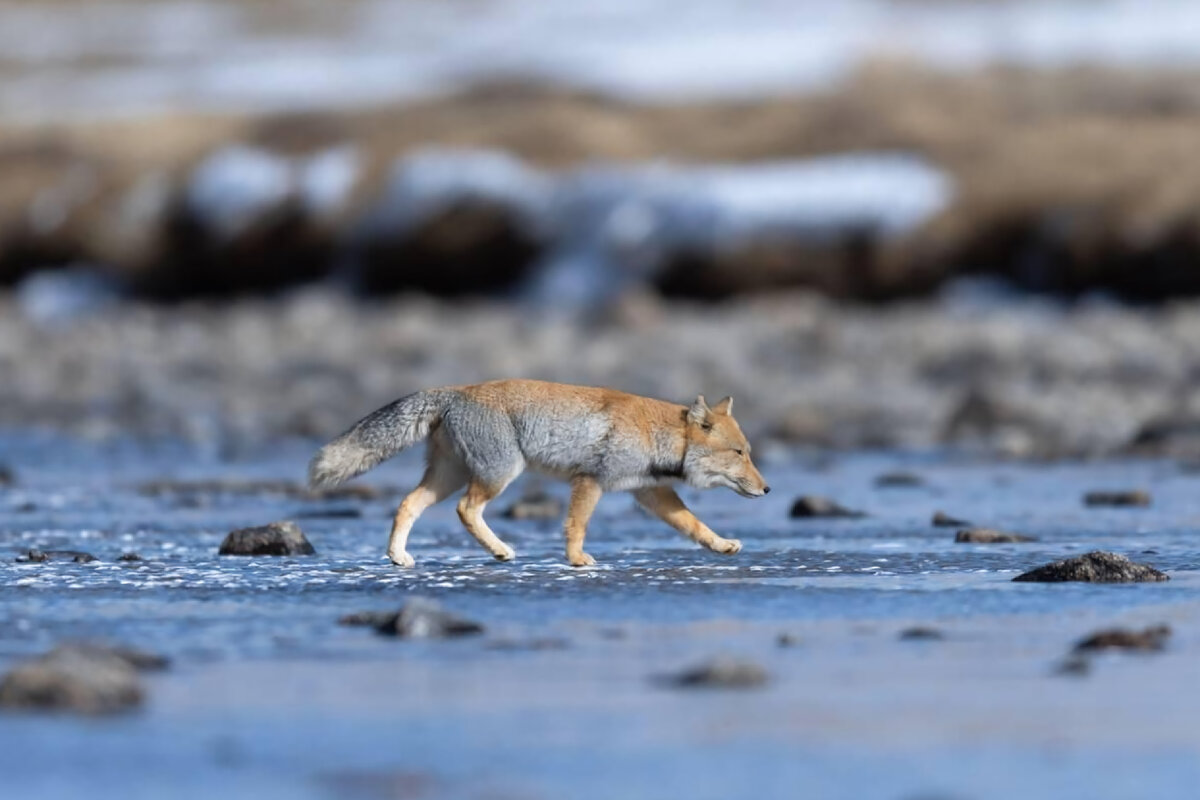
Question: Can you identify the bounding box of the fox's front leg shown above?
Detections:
[633,486,742,555]
[564,476,603,567]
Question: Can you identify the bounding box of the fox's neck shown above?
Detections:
[646,409,690,482]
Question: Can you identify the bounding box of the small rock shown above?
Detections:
[15,549,96,564]
[1073,625,1171,653]
[295,507,362,519]
[789,495,866,519]
[371,598,484,639]
[1013,551,1169,583]
[954,528,1037,544]
[776,633,800,648]
[1083,490,1151,507]
[664,657,768,689]
[117,553,143,562]
[0,464,14,487]
[501,490,563,520]
[1056,655,1092,677]
[932,511,971,527]
[218,521,315,556]
[875,471,924,488]
[337,611,396,628]
[0,642,165,715]
[899,626,944,641]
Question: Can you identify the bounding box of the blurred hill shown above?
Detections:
[5,66,1200,302]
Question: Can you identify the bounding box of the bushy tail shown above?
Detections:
[308,390,450,489]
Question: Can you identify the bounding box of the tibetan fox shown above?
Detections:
[309,379,769,567]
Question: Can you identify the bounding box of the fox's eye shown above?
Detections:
[734,449,744,456]
[701,423,713,432]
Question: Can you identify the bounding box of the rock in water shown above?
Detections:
[1013,551,1168,583]
[0,642,166,715]
[955,528,1037,544]
[932,511,971,527]
[0,464,14,487]
[218,521,315,556]
[371,598,484,638]
[898,626,944,641]
[1083,490,1151,507]
[501,490,563,520]
[664,657,768,689]
[874,471,924,488]
[789,495,866,518]
[15,549,96,563]
[1074,625,1171,653]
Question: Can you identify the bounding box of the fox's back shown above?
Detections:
[452,380,686,486]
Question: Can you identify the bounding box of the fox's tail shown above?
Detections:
[308,390,451,489]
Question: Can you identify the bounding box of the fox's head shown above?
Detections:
[683,395,770,498]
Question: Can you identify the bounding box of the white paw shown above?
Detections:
[568,551,597,567]
[389,550,416,568]
[717,538,742,555]
[493,544,516,562]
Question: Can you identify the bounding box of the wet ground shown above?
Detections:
[1,432,1199,799]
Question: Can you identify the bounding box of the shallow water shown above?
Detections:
[1,432,1199,799]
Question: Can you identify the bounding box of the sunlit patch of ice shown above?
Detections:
[186,144,361,241]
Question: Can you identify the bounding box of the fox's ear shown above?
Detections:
[687,395,709,426]
[712,396,733,415]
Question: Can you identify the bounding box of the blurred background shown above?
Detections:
[4,0,1200,458]
[6,5,1200,800]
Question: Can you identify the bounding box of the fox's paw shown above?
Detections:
[389,550,416,568]
[714,538,742,555]
[493,544,516,562]
[568,551,597,567]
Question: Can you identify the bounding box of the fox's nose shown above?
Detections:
[763,486,771,494]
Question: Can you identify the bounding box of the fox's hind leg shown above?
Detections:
[633,486,742,556]
[457,475,520,562]
[564,476,602,567]
[387,441,467,567]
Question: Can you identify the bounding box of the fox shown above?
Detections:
[308,379,770,567]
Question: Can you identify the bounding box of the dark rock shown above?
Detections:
[1074,624,1171,653]
[1013,551,1168,583]
[370,598,484,639]
[1056,655,1092,677]
[664,657,769,689]
[1126,415,1200,457]
[295,507,362,519]
[501,490,563,520]
[954,528,1037,544]
[776,633,801,648]
[789,495,866,519]
[218,521,315,556]
[0,464,14,487]
[899,626,944,641]
[0,642,165,715]
[874,471,924,488]
[932,511,971,527]
[117,553,143,562]
[337,611,396,628]
[1083,490,1151,507]
[15,549,96,564]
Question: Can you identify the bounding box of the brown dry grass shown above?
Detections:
[5,63,1200,296]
